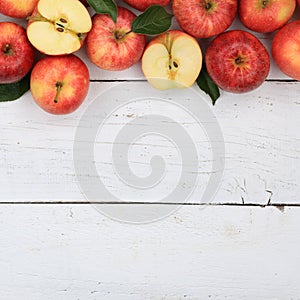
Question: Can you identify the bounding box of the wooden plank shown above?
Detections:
[1,82,299,204]
[0,204,299,299]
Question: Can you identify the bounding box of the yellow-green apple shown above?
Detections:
[239,0,295,33]
[142,30,202,90]
[30,55,90,115]
[205,30,270,93]
[123,0,170,11]
[27,0,92,55]
[172,0,237,38]
[86,6,146,71]
[272,20,300,80]
[0,22,35,84]
[0,0,39,18]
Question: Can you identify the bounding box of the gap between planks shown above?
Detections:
[0,201,298,209]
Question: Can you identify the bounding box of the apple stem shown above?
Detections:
[2,44,13,56]
[114,30,132,40]
[54,82,63,104]
[205,2,212,10]
[27,14,48,23]
[262,0,268,8]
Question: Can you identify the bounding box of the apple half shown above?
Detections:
[27,0,92,55]
[142,30,202,90]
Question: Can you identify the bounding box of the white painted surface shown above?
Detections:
[1,4,300,299]
[1,81,299,204]
[0,205,299,299]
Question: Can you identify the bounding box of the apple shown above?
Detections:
[142,30,202,90]
[27,0,92,55]
[272,20,300,80]
[30,55,90,115]
[239,0,295,33]
[80,0,89,6]
[86,6,146,71]
[0,22,35,84]
[172,0,237,38]
[0,0,39,18]
[123,0,170,11]
[205,30,270,93]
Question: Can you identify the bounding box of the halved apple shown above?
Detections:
[142,30,202,90]
[27,0,92,55]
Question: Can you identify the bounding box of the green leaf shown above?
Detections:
[87,0,117,23]
[196,64,220,105]
[0,72,30,102]
[131,5,173,35]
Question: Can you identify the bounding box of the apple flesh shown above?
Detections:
[0,0,39,18]
[272,20,300,80]
[123,0,170,11]
[172,0,237,38]
[239,0,295,33]
[0,22,35,84]
[30,55,90,115]
[205,30,270,93]
[142,30,202,90]
[86,6,146,71]
[27,0,92,55]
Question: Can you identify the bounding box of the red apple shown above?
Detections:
[30,55,90,115]
[0,22,35,84]
[0,0,39,18]
[86,6,146,71]
[172,0,237,38]
[123,0,170,11]
[205,30,270,93]
[239,0,295,33]
[80,0,89,6]
[272,20,300,80]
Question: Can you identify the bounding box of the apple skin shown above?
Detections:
[30,55,90,115]
[239,0,295,33]
[0,22,35,84]
[79,0,89,6]
[123,0,170,11]
[86,6,146,71]
[0,0,39,18]
[205,30,270,93]
[272,20,300,80]
[172,0,237,38]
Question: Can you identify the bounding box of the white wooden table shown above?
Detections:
[1,4,300,299]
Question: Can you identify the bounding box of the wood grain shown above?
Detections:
[1,81,299,204]
[0,205,299,299]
